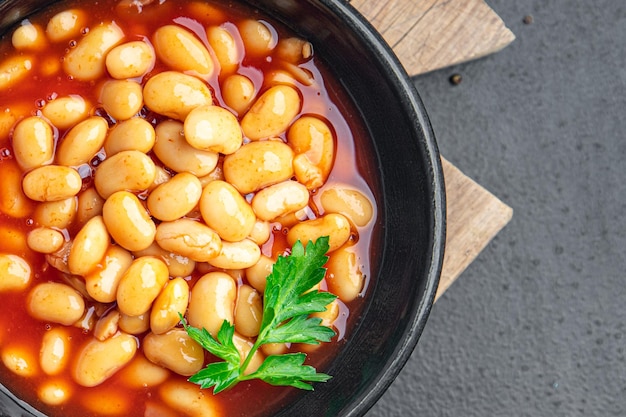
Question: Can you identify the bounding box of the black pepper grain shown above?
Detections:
[449,73,462,85]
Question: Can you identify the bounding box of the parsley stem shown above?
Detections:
[240,314,276,374]
[183,238,334,393]
[241,337,264,375]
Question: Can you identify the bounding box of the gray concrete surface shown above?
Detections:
[369,0,626,416]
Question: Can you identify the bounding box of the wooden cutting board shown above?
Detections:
[351,0,515,300]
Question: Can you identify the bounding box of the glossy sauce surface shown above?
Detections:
[0,0,379,416]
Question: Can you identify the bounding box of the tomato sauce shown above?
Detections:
[0,0,379,416]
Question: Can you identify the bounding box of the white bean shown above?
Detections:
[232,332,264,375]
[207,239,261,270]
[118,312,150,335]
[263,70,293,88]
[76,187,104,226]
[72,332,137,387]
[27,282,85,325]
[0,224,29,255]
[117,352,170,388]
[153,25,214,78]
[1,345,38,377]
[0,104,21,138]
[12,116,54,170]
[57,116,109,167]
[147,172,202,222]
[287,116,335,190]
[27,227,65,254]
[155,219,222,262]
[99,79,143,121]
[143,329,204,376]
[22,165,82,202]
[197,163,225,187]
[207,25,240,75]
[0,254,32,292]
[106,40,155,79]
[93,309,121,341]
[286,213,351,253]
[311,298,340,327]
[199,180,256,242]
[116,256,169,317]
[185,2,227,24]
[42,95,90,130]
[238,19,276,57]
[0,55,34,91]
[261,342,289,357]
[276,37,313,64]
[103,191,156,252]
[153,119,219,176]
[0,160,35,218]
[223,140,294,194]
[187,271,236,337]
[149,165,173,191]
[150,277,189,335]
[319,185,374,227]
[274,206,309,226]
[245,255,274,293]
[221,73,256,115]
[158,380,221,417]
[40,327,71,375]
[12,23,47,51]
[37,380,72,406]
[251,180,309,221]
[63,22,124,81]
[68,215,109,276]
[105,117,155,155]
[94,150,157,199]
[84,245,133,303]
[325,246,365,302]
[33,197,76,229]
[275,61,314,86]
[46,9,87,42]
[143,71,212,120]
[184,105,243,155]
[133,242,196,278]
[241,85,301,140]
[248,219,271,245]
[79,388,131,415]
[234,284,262,337]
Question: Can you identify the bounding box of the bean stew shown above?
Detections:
[0,0,379,416]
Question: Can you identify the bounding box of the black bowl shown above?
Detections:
[0,0,445,416]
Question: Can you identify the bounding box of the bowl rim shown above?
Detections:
[319,0,446,415]
[0,0,446,416]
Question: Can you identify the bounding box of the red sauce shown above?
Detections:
[0,0,378,416]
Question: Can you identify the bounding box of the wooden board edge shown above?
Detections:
[434,158,514,302]
[411,28,516,76]
[351,0,516,76]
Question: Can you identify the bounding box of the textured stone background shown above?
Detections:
[369,0,626,416]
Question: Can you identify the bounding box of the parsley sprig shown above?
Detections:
[181,237,337,394]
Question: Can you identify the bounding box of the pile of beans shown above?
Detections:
[0,0,376,416]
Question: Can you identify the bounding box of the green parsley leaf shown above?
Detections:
[189,360,240,393]
[261,314,336,345]
[184,320,240,366]
[182,236,337,393]
[242,353,332,390]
